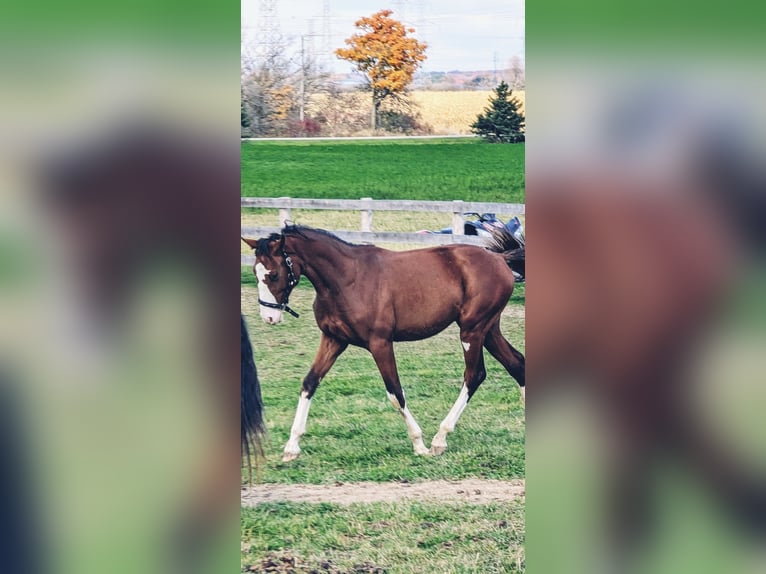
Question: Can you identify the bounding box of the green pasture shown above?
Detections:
[241,139,525,203]
[241,279,525,485]
[241,501,525,573]
[241,138,526,572]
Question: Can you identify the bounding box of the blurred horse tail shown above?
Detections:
[241,314,264,476]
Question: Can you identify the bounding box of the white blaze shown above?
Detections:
[461,341,471,352]
[255,262,283,324]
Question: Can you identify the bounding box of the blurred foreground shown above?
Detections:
[0,6,240,573]
[527,32,766,574]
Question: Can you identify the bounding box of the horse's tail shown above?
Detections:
[486,226,525,279]
[241,314,265,476]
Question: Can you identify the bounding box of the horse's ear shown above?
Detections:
[241,237,258,250]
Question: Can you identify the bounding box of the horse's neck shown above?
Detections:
[288,235,357,294]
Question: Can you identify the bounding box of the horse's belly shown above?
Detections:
[389,288,460,341]
[392,316,455,342]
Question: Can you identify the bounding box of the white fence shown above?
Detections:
[241,196,524,264]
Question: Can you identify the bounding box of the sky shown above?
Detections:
[241,0,524,73]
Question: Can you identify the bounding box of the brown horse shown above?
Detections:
[242,225,525,461]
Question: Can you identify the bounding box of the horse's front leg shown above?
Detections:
[369,338,430,456]
[430,330,487,455]
[283,334,347,462]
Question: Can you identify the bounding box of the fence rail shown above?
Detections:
[241,197,524,264]
[241,196,524,233]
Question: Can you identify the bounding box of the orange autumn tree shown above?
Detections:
[336,9,427,130]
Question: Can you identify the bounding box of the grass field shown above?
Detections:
[241,280,525,485]
[241,139,525,204]
[241,275,525,571]
[242,501,525,573]
[241,137,525,572]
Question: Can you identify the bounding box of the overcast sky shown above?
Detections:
[241,1,524,73]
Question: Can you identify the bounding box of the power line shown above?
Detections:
[256,0,281,61]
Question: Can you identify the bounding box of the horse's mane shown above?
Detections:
[256,225,358,255]
[285,225,360,246]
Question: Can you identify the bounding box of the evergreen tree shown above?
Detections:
[471,81,525,143]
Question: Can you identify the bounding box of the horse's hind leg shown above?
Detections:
[430,328,488,455]
[369,338,430,456]
[283,334,347,462]
[484,321,525,402]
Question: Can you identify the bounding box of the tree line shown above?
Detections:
[242,9,524,142]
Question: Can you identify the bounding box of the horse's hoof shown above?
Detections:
[282,451,300,462]
[429,444,447,456]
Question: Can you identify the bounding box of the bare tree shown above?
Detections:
[507,55,525,90]
[241,37,331,137]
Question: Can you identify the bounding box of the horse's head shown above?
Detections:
[242,234,302,324]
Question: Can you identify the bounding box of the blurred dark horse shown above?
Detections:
[41,125,245,573]
[530,138,766,563]
[0,377,44,574]
[241,313,265,472]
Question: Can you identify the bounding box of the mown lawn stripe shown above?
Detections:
[241,140,524,204]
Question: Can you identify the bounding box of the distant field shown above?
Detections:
[306,90,525,135]
[412,90,526,135]
[241,139,525,203]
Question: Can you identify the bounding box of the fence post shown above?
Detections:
[452,200,464,235]
[278,197,291,228]
[360,197,373,232]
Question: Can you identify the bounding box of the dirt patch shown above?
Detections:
[244,552,386,574]
[241,478,525,506]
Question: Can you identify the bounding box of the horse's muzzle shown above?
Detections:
[260,309,283,324]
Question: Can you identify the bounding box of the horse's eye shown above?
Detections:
[269,273,278,282]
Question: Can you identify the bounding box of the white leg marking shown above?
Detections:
[387,392,430,456]
[283,391,311,461]
[255,263,283,324]
[431,384,470,455]
[461,340,471,352]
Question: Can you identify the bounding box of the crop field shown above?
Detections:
[411,90,526,135]
[241,138,525,572]
[306,90,525,136]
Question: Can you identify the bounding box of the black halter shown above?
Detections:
[257,236,300,318]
